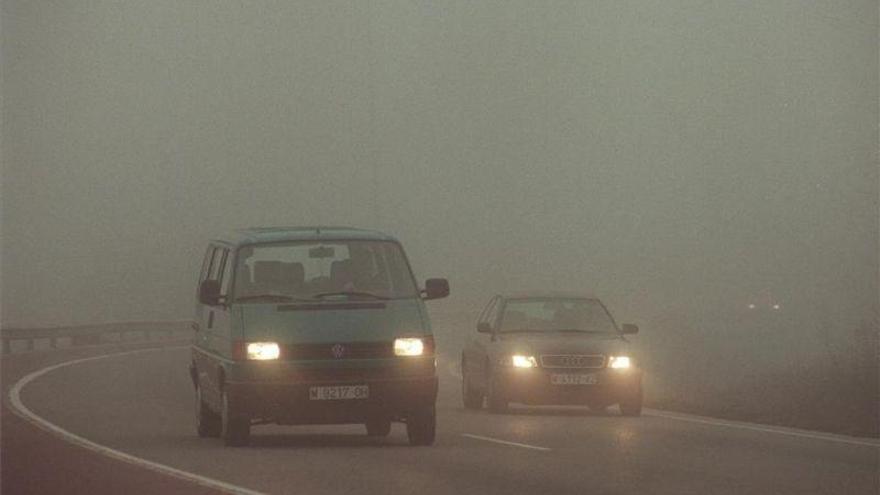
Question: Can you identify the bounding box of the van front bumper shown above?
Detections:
[223,357,437,424]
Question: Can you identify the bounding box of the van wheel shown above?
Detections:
[407,406,436,446]
[195,386,221,437]
[619,385,643,417]
[461,362,483,410]
[365,419,392,437]
[486,373,508,414]
[221,390,250,446]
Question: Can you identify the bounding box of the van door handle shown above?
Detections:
[208,311,214,329]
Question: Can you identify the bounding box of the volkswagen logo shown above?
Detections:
[330,344,346,359]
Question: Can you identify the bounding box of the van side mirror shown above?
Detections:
[422,278,450,300]
[199,279,222,305]
[621,323,639,335]
[477,322,492,333]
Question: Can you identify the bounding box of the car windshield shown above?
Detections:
[233,240,418,301]
[499,298,618,334]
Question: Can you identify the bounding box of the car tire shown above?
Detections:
[406,406,436,446]
[195,386,221,438]
[221,390,250,446]
[461,361,483,410]
[365,419,392,437]
[486,372,508,414]
[619,385,643,417]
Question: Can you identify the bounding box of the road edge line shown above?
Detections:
[441,354,879,448]
[7,346,268,495]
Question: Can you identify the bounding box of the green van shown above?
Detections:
[189,227,449,446]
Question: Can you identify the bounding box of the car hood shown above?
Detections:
[493,332,630,357]
[236,298,428,343]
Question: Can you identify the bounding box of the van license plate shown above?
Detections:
[309,385,369,400]
[550,373,598,385]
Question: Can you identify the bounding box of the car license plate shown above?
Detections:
[550,373,598,385]
[309,385,369,400]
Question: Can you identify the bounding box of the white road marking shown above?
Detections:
[8,346,268,495]
[644,409,880,448]
[461,433,551,451]
[441,354,880,449]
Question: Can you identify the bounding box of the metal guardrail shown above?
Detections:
[1,320,194,354]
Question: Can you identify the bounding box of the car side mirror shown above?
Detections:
[199,279,222,306]
[476,322,492,333]
[621,323,639,335]
[422,278,450,300]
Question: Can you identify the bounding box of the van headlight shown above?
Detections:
[394,337,425,356]
[246,342,281,360]
[608,355,631,369]
[511,355,538,368]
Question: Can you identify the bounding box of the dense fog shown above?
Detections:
[2,0,877,366]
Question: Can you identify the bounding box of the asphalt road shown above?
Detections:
[4,342,878,495]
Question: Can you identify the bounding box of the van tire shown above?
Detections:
[365,419,392,437]
[221,390,250,446]
[406,406,436,446]
[195,386,221,438]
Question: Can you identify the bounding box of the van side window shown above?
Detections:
[219,249,233,296]
[198,247,213,284]
[207,247,224,282]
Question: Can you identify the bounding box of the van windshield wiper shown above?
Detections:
[309,291,390,300]
[235,293,312,303]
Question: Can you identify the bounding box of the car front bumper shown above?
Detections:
[494,367,642,406]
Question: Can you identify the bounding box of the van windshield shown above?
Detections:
[233,240,419,301]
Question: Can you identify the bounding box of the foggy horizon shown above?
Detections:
[2,1,876,342]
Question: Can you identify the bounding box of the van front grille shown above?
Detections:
[283,336,434,360]
[540,354,605,369]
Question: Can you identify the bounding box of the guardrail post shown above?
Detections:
[50,337,57,349]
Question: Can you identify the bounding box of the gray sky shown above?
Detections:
[2,1,877,344]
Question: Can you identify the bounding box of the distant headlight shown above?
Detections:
[394,337,425,356]
[247,342,280,360]
[608,355,631,369]
[511,355,538,368]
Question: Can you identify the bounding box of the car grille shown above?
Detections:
[540,354,605,369]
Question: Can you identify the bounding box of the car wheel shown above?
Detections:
[619,385,643,417]
[195,385,221,438]
[365,418,392,437]
[406,406,436,446]
[461,361,483,410]
[221,389,250,446]
[486,372,508,414]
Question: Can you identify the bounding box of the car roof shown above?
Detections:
[500,291,598,300]
[211,226,398,247]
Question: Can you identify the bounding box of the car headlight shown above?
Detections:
[246,342,280,360]
[608,355,631,369]
[394,337,425,356]
[511,354,538,368]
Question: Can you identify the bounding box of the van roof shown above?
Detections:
[214,226,398,246]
